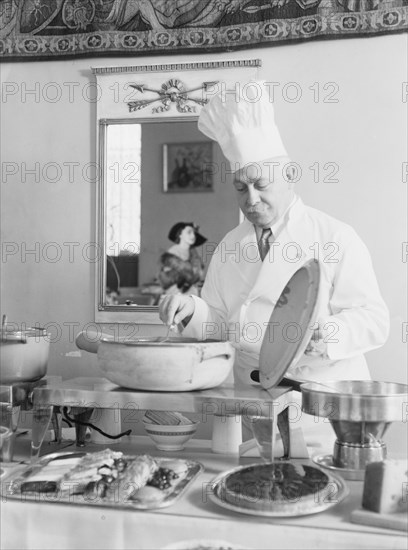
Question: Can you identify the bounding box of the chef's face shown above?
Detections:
[178,225,196,246]
[233,158,295,228]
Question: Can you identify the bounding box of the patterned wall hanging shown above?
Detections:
[1,0,407,61]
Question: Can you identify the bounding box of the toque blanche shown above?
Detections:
[198,81,288,169]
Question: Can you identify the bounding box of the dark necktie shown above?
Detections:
[258,228,273,261]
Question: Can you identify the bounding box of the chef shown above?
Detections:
[159,81,390,448]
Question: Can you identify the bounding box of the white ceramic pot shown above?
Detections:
[75,332,235,392]
[0,328,50,384]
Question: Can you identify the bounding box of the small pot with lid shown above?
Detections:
[0,324,50,385]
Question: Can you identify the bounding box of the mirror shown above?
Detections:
[93,60,261,322]
[100,117,238,313]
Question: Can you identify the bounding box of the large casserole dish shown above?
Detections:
[76,333,235,391]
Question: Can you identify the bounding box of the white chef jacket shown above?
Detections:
[184,196,390,387]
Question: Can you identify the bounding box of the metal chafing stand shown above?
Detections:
[30,376,292,461]
[0,377,63,462]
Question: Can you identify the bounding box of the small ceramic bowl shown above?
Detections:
[143,421,199,451]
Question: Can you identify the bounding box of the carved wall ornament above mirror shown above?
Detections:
[127,80,219,114]
[93,59,261,323]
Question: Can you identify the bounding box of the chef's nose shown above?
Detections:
[246,185,260,205]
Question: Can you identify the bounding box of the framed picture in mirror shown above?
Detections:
[163,141,214,193]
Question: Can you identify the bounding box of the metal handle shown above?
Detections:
[75,331,103,354]
[1,327,48,344]
[250,370,302,392]
[1,333,28,343]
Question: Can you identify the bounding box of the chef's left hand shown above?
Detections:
[304,329,328,357]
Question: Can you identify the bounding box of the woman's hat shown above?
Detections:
[198,80,288,169]
[168,222,207,247]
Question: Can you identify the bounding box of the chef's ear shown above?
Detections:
[285,164,296,186]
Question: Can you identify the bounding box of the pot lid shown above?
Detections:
[259,259,320,390]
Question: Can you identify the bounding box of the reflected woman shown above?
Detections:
[158,222,207,296]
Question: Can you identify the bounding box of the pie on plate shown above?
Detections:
[211,461,347,517]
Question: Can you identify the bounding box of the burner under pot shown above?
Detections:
[301,380,408,474]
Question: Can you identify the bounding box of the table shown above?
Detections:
[32,376,291,415]
[1,435,406,550]
[30,377,294,458]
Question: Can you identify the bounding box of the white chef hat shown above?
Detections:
[198,81,288,169]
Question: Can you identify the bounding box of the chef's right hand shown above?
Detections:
[159,294,195,327]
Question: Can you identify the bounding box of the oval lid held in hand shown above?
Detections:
[258,258,320,390]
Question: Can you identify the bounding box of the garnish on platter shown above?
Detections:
[4,449,202,510]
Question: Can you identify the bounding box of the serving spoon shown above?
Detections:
[158,323,178,344]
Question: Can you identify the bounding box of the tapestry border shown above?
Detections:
[1,7,407,62]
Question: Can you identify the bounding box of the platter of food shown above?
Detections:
[209,461,348,517]
[1,449,203,510]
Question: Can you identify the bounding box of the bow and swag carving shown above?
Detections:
[1,0,407,60]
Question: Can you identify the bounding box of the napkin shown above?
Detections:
[239,426,309,459]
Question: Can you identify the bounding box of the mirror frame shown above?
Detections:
[98,116,199,320]
[93,59,261,323]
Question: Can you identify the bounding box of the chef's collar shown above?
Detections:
[254,195,298,241]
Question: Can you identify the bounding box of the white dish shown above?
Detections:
[76,332,235,392]
[259,259,320,390]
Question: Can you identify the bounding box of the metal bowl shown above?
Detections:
[301,380,408,422]
[301,380,408,447]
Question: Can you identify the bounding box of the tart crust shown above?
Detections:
[220,462,331,513]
